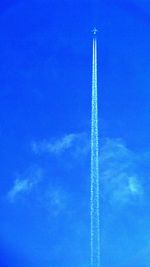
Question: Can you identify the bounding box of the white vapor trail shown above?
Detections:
[90,35,100,267]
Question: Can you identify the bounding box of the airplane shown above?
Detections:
[92,27,98,35]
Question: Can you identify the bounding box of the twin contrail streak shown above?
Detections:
[90,33,100,267]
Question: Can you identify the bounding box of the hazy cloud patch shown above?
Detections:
[101,138,143,205]
[7,167,43,203]
[43,186,69,217]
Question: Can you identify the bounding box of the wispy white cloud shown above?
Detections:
[128,175,141,195]
[101,138,143,205]
[31,132,89,156]
[7,167,42,203]
[7,179,33,202]
[7,166,70,217]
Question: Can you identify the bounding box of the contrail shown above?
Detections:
[90,29,100,267]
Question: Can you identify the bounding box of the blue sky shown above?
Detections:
[0,0,150,266]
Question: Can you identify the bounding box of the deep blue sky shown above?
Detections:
[0,0,150,266]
